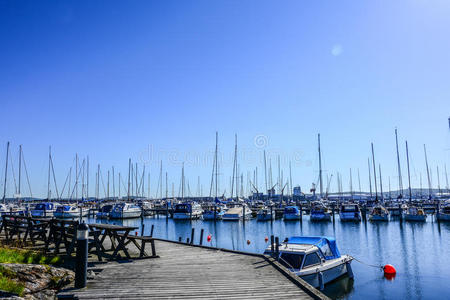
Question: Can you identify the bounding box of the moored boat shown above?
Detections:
[404,206,427,222]
[264,236,353,290]
[96,204,113,219]
[31,202,59,217]
[54,205,87,218]
[369,204,389,221]
[339,203,361,222]
[222,204,252,221]
[109,202,142,219]
[173,203,203,220]
[437,200,450,221]
[310,201,331,222]
[256,207,273,221]
[283,206,301,221]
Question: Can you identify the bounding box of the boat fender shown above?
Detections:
[346,261,354,279]
[318,271,325,290]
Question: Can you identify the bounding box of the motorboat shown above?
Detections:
[437,200,450,221]
[310,202,331,222]
[96,204,113,219]
[404,206,427,222]
[173,203,203,220]
[109,202,142,219]
[31,202,60,217]
[54,205,87,219]
[339,203,361,222]
[264,236,353,290]
[222,204,252,221]
[369,204,389,221]
[283,206,301,221]
[256,207,273,221]
[202,204,226,220]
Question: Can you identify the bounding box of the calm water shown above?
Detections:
[84,215,450,300]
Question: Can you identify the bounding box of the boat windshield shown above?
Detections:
[284,207,298,214]
[175,205,191,212]
[279,252,304,269]
[342,205,357,212]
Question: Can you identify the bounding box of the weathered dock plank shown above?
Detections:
[59,240,327,299]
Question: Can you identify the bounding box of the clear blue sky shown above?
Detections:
[1,0,449,198]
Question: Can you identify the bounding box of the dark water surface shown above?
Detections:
[84,215,450,300]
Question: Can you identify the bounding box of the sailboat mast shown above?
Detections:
[349,168,353,200]
[318,134,323,198]
[371,143,378,201]
[75,153,78,201]
[215,132,218,199]
[368,158,372,200]
[127,158,131,201]
[424,144,432,199]
[379,164,384,203]
[2,142,10,204]
[18,145,22,202]
[264,150,268,194]
[437,166,441,195]
[445,165,449,193]
[406,141,412,202]
[47,146,51,200]
[395,128,403,197]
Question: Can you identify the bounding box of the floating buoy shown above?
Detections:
[264,236,269,242]
[383,264,396,275]
[247,240,251,245]
[207,234,212,242]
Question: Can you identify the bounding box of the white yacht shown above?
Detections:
[173,203,203,220]
[54,205,87,219]
[256,206,273,221]
[437,200,450,221]
[339,203,361,222]
[109,202,142,219]
[265,236,353,290]
[310,201,331,222]
[222,204,252,221]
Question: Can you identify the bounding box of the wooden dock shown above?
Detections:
[58,239,328,299]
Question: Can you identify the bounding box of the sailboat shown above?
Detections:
[404,143,427,222]
[310,201,331,221]
[368,144,390,221]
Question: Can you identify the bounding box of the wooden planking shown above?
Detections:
[59,240,326,299]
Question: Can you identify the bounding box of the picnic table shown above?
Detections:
[88,223,138,260]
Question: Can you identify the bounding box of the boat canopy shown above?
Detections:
[287,236,341,260]
[284,206,300,214]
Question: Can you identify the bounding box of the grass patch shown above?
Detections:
[0,247,62,265]
[0,265,25,296]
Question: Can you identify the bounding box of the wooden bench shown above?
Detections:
[48,219,103,261]
[119,234,157,259]
[0,215,49,245]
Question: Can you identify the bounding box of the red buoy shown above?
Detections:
[207,234,212,242]
[135,231,138,236]
[264,236,269,242]
[383,264,396,275]
[247,240,251,245]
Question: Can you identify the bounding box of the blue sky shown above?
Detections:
[1,0,449,198]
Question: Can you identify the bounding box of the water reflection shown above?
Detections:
[83,216,450,300]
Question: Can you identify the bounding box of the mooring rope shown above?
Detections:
[352,256,384,270]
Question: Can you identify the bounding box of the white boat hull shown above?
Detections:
[299,259,351,288]
[173,212,202,220]
[109,210,141,219]
[310,213,331,222]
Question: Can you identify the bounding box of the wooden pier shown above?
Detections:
[58,239,328,299]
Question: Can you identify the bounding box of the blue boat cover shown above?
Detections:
[287,236,341,260]
[284,206,300,213]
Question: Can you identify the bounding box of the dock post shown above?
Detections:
[186,238,190,244]
[141,206,144,220]
[200,228,204,245]
[270,235,274,256]
[166,202,169,220]
[150,224,154,237]
[332,204,335,222]
[214,205,216,222]
[270,206,273,222]
[141,224,145,236]
[75,222,88,289]
[299,205,302,221]
[275,237,279,258]
[190,228,195,244]
[178,236,182,242]
[79,207,82,222]
[398,204,403,221]
[242,205,245,224]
